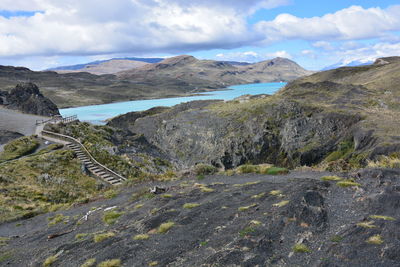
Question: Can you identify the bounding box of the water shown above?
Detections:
[60,82,286,124]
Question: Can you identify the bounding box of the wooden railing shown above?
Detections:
[36,115,78,126]
[41,130,127,182]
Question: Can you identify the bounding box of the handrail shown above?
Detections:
[41,130,127,181]
[36,115,78,125]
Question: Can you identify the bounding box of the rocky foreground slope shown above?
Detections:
[1,168,399,267]
[0,56,310,108]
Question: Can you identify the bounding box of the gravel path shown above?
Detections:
[0,107,49,135]
[0,107,50,151]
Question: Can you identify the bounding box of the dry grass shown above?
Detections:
[157,222,175,234]
[272,200,290,207]
[183,203,200,209]
[369,215,396,221]
[366,234,384,245]
[133,234,149,240]
[80,258,96,267]
[93,232,115,243]
[43,255,58,267]
[356,221,376,229]
[97,259,121,267]
[292,243,311,253]
[238,204,257,212]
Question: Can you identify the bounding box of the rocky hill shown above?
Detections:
[0,56,311,108]
[108,57,400,170]
[55,59,149,75]
[0,83,59,116]
[117,55,312,90]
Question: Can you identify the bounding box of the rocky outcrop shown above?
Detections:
[1,83,59,116]
[108,98,361,169]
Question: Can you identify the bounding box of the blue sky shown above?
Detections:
[0,0,399,70]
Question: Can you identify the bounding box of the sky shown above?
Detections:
[0,0,400,70]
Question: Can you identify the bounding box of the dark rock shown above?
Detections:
[1,83,59,116]
[0,130,23,145]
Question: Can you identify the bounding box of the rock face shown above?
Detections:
[1,83,59,116]
[108,98,360,169]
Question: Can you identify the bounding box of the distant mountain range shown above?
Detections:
[322,60,374,71]
[49,57,251,75]
[0,55,312,108]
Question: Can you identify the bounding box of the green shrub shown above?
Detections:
[264,167,289,175]
[43,255,58,267]
[0,136,39,162]
[325,140,354,162]
[48,214,69,226]
[330,235,343,243]
[321,176,343,181]
[183,203,200,209]
[239,226,256,237]
[157,222,175,234]
[237,164,259,174]
[336,180,361,188]
[133,234,149,240]
[93,232,115,243]
[103,211,123,225]
[194,164,217,175]
[292,243,311,253]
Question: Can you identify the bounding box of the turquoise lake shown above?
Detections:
[60,82,286,124]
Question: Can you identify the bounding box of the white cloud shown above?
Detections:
[255,5,400,42]
[0,0,289,58]
[215,50,291,62]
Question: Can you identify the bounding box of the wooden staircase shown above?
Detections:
[39,126,127,186]
[66,143,123,185]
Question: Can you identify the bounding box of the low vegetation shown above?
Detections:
[292,243,311,253]
[43,255,58,267]
[183,203,200,209]
[97,259,121,267]
[336,180,361,188]
[48,214,69,226]
[0,136,39,162]
[157,222,175,234]
[0,149,99,223]
[238,204,257,212]
[80,258,96,267]
[369,215,396,221]
[133,234,149,240]
[273,200,290,207]
[366,234,384,245]
[94,232,116,243]
[321,176,343,181]
[194,164,218,176]
[103,211,124,225]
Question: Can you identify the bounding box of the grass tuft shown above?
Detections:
[292,243,311,253]
[251,192,266,199]
[97,259,121,267]
[158,222,175,234]
[80,258,96,267]
[321,176,343,181]
[272,200,290,207]
[369,215,396,221]
[43,255,58,267]
[93,232,115,243]
[103,211,123,225]
[366,234,384,245]
[239,226,256,237]
[183,203,201,209]
[133,234,149,240]
[238,203,257,212]
[336,180,361,188]
[356,221,376,229]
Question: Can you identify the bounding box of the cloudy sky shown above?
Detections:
[0,0,399,70]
